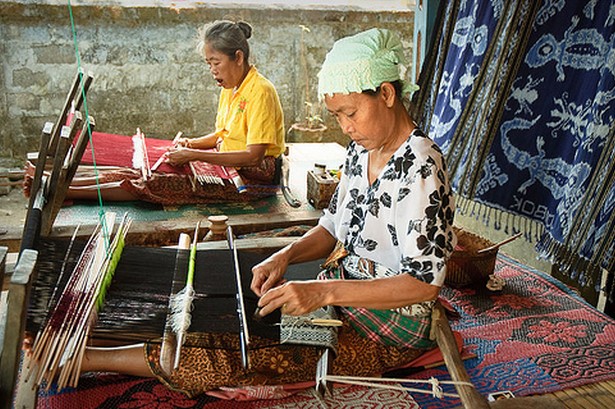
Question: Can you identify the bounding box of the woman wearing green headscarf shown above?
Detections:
[253,25,456,380]
[77,28,455,397]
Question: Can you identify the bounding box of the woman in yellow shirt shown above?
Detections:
[66,20,285,205]
[165,20,285,175]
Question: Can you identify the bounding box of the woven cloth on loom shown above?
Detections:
[26,240,281,343]
[415,1,615,302]
[80,131,238,183]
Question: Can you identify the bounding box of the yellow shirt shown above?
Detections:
[215,66,285,157]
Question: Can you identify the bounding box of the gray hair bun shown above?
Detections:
[236,21,252,40]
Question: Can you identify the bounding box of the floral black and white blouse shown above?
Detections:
[319,128,456,287]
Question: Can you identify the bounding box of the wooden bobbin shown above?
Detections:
[204,215,229,241]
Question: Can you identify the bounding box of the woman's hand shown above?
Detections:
[250,252,289,297]
[164,146,193,166]
[175,137,192,148]
[251,226,338,317]
[257,280,329,317]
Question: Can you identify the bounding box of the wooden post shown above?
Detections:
[25,123,53,218]
[65,116,96,185]
[0,246,6,295]
[412,0,441,85]
[431,301,490,409]
[0,249,38,409]
[72,71,94,117]
[41,113,83,236]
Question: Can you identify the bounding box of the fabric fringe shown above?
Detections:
[457,191,613,301]
[535,233,604,294]
[455,195,544,243]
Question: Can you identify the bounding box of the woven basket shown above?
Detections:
[445,227,497,288]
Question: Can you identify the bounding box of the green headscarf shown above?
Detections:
[317,28,419,100]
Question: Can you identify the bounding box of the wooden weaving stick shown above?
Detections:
[171,224,199,370]
[48,70,93,156]
[159,233,191,376]
[65,117,96,190]
[135,128,151,181]
[151,131,183,172]
[227,225,251,369]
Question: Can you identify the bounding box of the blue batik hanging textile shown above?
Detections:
[414,0,615,302]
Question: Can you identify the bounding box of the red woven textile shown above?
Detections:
[80,131,238,182]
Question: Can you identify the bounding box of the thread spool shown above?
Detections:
[204,215,229,241]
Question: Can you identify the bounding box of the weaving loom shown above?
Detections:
[25,236,314,348]
[14,226,341,397]
[24,232,339,367]
[78,130,244,190]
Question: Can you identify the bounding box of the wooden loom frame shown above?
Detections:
[0,68,95,409]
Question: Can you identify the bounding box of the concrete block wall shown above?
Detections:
[0,0,414,159]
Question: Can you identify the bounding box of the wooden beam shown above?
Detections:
[0,209,321,253]
[0,246,6,295]
[0,249,38,409]
[195,236,298,252]
[431,301,491,409]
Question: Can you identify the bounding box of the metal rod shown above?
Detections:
[226,225,250,369]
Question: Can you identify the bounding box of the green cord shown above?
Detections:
[187,237,197,287]
[67,1,110,251]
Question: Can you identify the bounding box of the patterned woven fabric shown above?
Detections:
[412,254,615,408]
[319,263,435,349]
[415,0,615,302]
[280,306,339,349]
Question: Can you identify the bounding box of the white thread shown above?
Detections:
[428,377,443,399]
[324,374,474,399]
[131,135,143,169]
[279,320,296,344]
